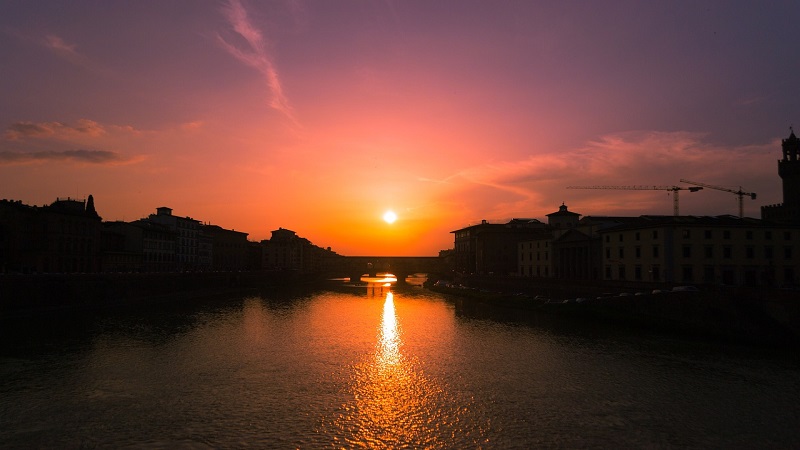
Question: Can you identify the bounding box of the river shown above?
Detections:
[1,279,798,448]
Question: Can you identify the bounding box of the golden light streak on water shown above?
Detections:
[378,292,400,367]
[325,291,462,449]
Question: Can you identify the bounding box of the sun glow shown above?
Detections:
[383,210,397,224]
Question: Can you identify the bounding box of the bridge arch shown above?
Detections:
[322,256,446,284]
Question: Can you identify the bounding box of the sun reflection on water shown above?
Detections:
[378,292,400,367]
[324,291,464,449]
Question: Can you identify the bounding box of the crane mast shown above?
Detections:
[679,179,756,218]
[566,185,702,216]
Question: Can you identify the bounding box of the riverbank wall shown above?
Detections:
[428,277,800,348]
[0,271,314,315]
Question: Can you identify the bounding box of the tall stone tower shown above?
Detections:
[779,128,800,207]
[762,128,800,222]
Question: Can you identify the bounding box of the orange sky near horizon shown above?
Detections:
[2,1,799,256]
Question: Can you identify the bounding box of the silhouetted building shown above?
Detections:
[0,196,103,273]
[0,200,32,273]
[145,207,200,271]
[452,218,547,276]
[263,228,304,271]
[597,215,797,287]
[546,202,581,230]
[518,204,585,278]
[102,220,176,272]
[247,241,264,270]
[261,227,337,274]
[518,205,636,280]
[102,221,144,272]
[762,129,800,223]
[202,224,249,271]
[438,248,455,273]
[198,230,213,271]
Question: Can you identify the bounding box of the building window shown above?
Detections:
[785,247,793,259]
[765,246,773,259]
[722,269,735,285]
[724,230,731,240]
[683,229,691,239]
[723,246,732,259]
[703,266,714,283]
[705,246,713,259]
[653,230,658,239]
[652,265,661,281]
[682,266,694,282]
[683,245,691,258]
[746,247,755,259]
[785,267,795,284]
[653,245,660,258]
[746,230,753,240]
[635,246,641,258]
[618,266,626,280]
[635,265,642,280]
[606,248,611,259]
[619,234,624,242]
[605,266,612,279]
[635,232,640,241]
[704,230,712,239]
[766,231,772,240]
[605,235,610,243]
[786,231,792,240]
[619,248,624,259]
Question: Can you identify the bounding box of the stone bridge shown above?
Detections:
[321,255,447,283]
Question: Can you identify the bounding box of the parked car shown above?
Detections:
[672,286,699,292]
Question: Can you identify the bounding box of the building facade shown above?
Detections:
[518,205,628,280]
[145,207,200,271]
[762,129,800,223]
[262,227,338,274]
[0,196,102,273]
[202,224,249,271]
[598,215,798,287]
[453,218,547,276]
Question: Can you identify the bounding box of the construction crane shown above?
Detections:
[566,185,703,216]
[679,179,756,218]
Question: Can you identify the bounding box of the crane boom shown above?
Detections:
[566,185,702,216]
[679,179,756,218]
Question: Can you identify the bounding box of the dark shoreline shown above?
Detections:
[0,271,323,317]
[426,281,800,349]
[3,271,798,349]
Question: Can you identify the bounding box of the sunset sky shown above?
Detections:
[2,1,799,255]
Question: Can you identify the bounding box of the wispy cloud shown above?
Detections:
[40,34,113,75]
[0,149,130,166]
[439,130,777,220]
[217,0,298,125]
[1,119,148,166]
[43,35,84,62]
[4,119,106,140]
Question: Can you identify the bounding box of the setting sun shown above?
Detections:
[383,210,398,224]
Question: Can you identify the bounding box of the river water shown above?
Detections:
[1,280,798,449]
